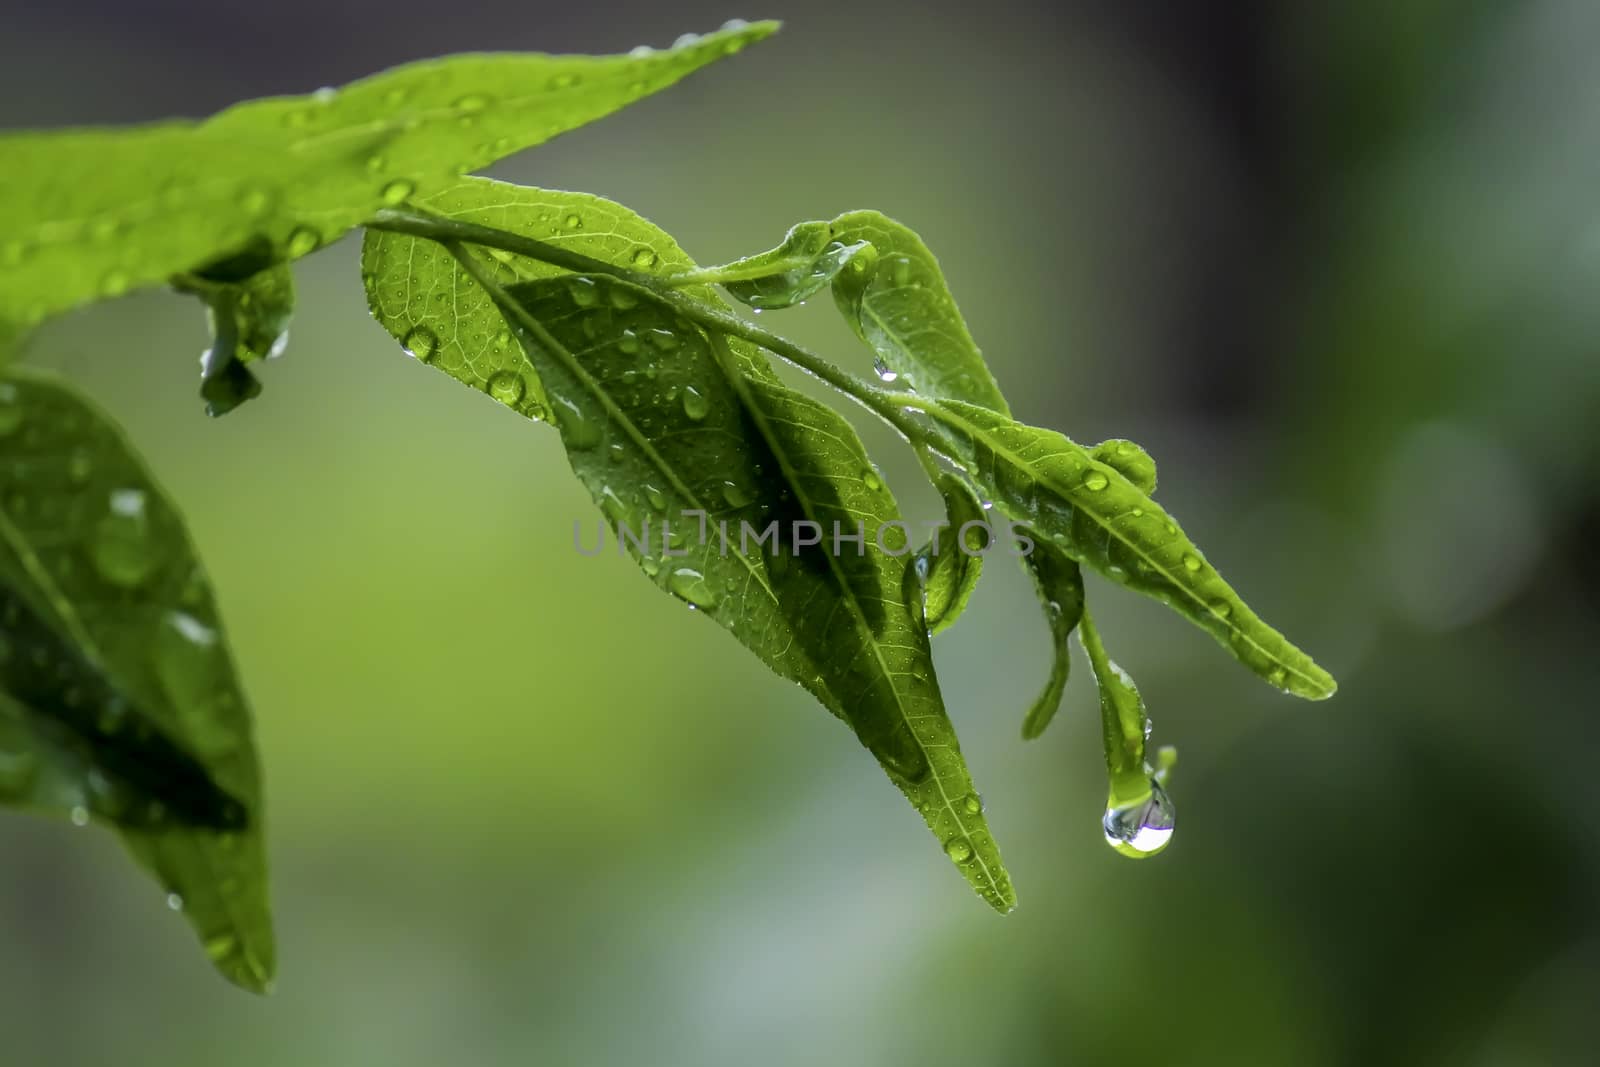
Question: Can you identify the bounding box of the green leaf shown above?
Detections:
[932,399,1337,700]
[0,370,273,991]
[364,182,1014,910]
[1076,607,1176,859]
[827,210,1008,409]
[1017,533,1085,740]
[0,20,777,342]
[912,471,989,634]
[174,249,295,416]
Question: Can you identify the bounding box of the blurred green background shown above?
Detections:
[4,1,1599,1064]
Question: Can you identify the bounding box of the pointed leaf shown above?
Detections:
[0,370,272,990]
[933,399,1337,700]
[827,210,1007,409]
[0,20,777,341]
[913,471,988,634]
[1017,533,1085,739]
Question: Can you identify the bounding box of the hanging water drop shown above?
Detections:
[872,357,898,383]
[286,227,320,257]
[1102,779,1176,858]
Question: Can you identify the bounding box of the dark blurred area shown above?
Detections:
[3,1,1597,1064]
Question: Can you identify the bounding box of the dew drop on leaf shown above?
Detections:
[0,383,23,437]
[944,837,973,862]
[720,480,752,508]
[1181,554,1201,573]
[668,567,720,610]
[562,213,583,230]
[569,277,600,307]
[401,326,438,362]
[963,793,984,815]
[453,93,490,113]
[380,179,415,205]
[644,484,667,511]
[166,893,184,912]
[863,469,882,492]
[486,370,525,407]
[90,488,159,589]
[1083,470,1109,492]
[1102,779,1176,858]
[681,385,709,421]
[286,227,320,257]
[631,248,657,269]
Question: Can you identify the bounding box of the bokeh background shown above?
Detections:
[4,1,1599,1063]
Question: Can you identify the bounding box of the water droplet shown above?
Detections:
[381,179,414,205]
[66,448,93,486]
[668,567,720,609]
[401,326,438,362]
[70,806,90,827]
[1083,470,1109,492]
[631,248,657,269]
[890,257,912,286]
[555,398,603,450]
[629,44,655,58]
[681,385,709,421]
[166,892,184,911]
[863,469,882,492]
[1268,667,1288,688]
[100,270,129,297]
[608,286,638,311]
[872,357,898,382]
[673,32,703,49]
[1130,506,1144,517]
[365,153,389,174]
[237,185,272,217]
[205,934,240,962]
[486,370,525,406]
[0,383,24,437]
[1102,779,1176,858]
[721,481,752,508]
[1210,600,1232,618]
[963,793,983,815]
[569,277,600,307]
[644,484,667,511]
[454,93,490,112]
[1182,554,1202,573]
[286,227,320,257]
[943,837,973,863]
[90,488,159,589]
[549,71,580,89]
[562,213,583,230]
[647,329,679,351]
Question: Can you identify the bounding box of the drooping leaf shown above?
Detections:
[827,210,1008,408]
[174,248,294,416]
[0,370,272,990]
[1076,607,1176,859]
[912,471,989,634]
[1017,533,1085,740]
[931,399,1337,700]
[364,184,1013,909]
[0,20,776,342]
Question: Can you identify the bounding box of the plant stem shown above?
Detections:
[365,208,929,440]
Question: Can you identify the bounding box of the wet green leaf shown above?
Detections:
[913,471,989,634]
[931,399,1337,700]
[1017,533,1085,740]
[0,20,776,343]
[693,222,876,311]
[0,370,272,991]
[827,210,1007,409]
[366,184,1013,909]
